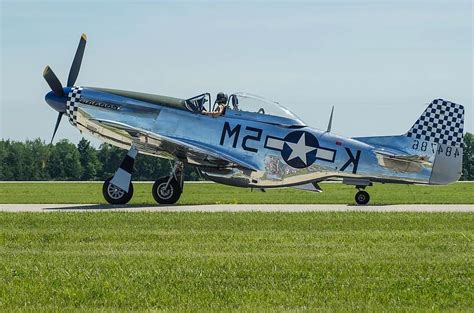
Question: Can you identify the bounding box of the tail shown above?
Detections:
[406,99,464,184]
[355,99,464,184]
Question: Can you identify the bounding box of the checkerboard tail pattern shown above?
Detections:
[406,99,464,147]
[66,87,83,126]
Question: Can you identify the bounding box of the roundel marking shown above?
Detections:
[281,131,319,168]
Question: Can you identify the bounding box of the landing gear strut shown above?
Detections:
[152,161,184,205]
[102,146,138,205]
[355,186,370,205]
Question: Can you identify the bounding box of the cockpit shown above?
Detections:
[185,92,305,126]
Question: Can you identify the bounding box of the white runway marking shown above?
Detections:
[1,204,473,212]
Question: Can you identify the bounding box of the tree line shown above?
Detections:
[0,133,473,181]
[0,138,200,181]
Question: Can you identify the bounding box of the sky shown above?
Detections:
[1,0,472,146]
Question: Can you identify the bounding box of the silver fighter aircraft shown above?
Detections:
[43,34,465,205]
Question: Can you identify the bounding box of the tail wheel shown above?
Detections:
[102,177,134,205]
[152,176,181,205]
[355,190,370,205]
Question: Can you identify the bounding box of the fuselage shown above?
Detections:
[66,86,436,188]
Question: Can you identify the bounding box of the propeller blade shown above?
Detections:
[67,33,87,87]
[50,112,63,144]
[43,66,64,97]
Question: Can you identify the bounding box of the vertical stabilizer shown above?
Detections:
[406,99,464,146]
[405,99,464,184]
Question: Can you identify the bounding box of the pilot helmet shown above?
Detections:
[216,92,228,104]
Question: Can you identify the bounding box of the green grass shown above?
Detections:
[0,212,472,311]
[0,182,473,204]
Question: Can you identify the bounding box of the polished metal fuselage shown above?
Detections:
[71,87,441,188]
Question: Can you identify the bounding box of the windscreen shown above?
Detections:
[229,93,304,124]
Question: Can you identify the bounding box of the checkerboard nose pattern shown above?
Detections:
[66,86,83,126]
[406,99,464,147]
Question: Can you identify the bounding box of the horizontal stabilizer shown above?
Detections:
[375,150,430,173]
[375,150,430,163]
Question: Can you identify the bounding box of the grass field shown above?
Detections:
[1,212,472,311]
[0,182,473,204]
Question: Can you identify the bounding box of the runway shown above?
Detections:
[1,204,473,212]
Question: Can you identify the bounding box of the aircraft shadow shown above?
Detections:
[45,203,393,211]
[44,204,172,211]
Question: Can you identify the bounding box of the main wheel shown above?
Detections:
[355,190,370,205]
[102,177,134,205]
[152,176,182,204]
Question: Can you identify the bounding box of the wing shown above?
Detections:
[91,118,259,171]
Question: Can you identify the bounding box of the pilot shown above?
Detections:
[203,92,228,117]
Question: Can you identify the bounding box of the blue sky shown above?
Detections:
[1,0,472,145]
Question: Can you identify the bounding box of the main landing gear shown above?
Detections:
[101,147,184,205]
[102,146,138,205]
[152,161,184,204]
[103,177,134,205]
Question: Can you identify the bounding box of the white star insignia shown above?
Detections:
[286,133,316,166]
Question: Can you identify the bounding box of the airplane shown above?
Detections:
[42,34,465,205]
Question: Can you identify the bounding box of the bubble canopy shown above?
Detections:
[226,93,305,125]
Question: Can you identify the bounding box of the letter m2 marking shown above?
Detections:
[220,122,241,148]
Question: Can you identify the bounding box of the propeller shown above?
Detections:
[43,33,87,143]
[67,33,87,87]
[50,113,64,144]
[43,66,64,97]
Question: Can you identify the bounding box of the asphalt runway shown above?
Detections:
[1,204,473,212]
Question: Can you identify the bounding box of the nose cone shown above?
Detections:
[45,90,68,113]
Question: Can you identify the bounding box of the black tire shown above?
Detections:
[102,177,134,205]
[152,176,182,205]
[355,190,370,205]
